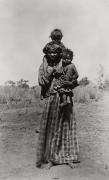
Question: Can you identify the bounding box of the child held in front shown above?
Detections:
[50,48,79,107]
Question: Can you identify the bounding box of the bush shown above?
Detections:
[0,95,7,104]
[79,77,90,86]
[74,83,100,103]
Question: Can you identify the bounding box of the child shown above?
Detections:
[43,28,65,67]
[50,48,79,107]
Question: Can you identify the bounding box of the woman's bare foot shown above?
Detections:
[44,162,53,170]
[68,162,79,169]
[36,163,45,169]
[40,163,46,169]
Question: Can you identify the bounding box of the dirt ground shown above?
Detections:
[0,91,109,180]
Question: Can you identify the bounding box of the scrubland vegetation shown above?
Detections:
[0,64,109,108]
[0,82,99,107]
[0,78,107,108]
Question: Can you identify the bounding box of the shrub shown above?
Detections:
[74,83,100,103]
[79,77,90,86]
[0,95,7,104]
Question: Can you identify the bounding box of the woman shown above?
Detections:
[36,30,80,169]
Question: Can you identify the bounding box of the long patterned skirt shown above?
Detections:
[36,93,79,166]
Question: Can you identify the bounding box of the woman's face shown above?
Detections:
[47,52,61,66]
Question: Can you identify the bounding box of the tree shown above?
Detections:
[97,64,106,89]
[17,79,29,89]
[5,80,16,87]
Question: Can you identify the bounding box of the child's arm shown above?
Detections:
[71,63,79,80]
[61,63,79,88]
[71,63,79,88]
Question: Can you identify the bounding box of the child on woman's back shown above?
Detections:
[43,28,65,66]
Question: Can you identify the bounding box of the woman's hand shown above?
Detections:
[53,66,57,72]
[53,66,63,78]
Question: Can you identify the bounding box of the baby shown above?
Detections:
[51,48,79,107]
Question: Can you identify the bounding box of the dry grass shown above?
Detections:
[0,86,40,108]
[0,83,102,107]
[73,83,101,103]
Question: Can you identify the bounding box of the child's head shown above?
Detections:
[50,29,63,41]
[62,48,73,66]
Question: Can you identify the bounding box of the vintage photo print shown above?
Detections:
[0,0,109,179]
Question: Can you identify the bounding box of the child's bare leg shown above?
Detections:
[60,94,68,107]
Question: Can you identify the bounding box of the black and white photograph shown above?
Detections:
[0,0,109,179]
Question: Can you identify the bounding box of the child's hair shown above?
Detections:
[62,48,74,60]
[50,29,63,41]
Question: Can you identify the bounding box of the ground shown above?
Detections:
[0,91,109,180]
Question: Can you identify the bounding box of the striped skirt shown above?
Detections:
[36,93,79,166]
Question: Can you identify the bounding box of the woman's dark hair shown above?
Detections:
[50,29,63,41]
[62,48,74,60]
[43,42,63,55]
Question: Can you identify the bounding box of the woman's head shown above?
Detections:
[50,29,63,41]
[62,48,74,66]
[46,45,62,65]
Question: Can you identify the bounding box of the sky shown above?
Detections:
[0,0,109,86]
